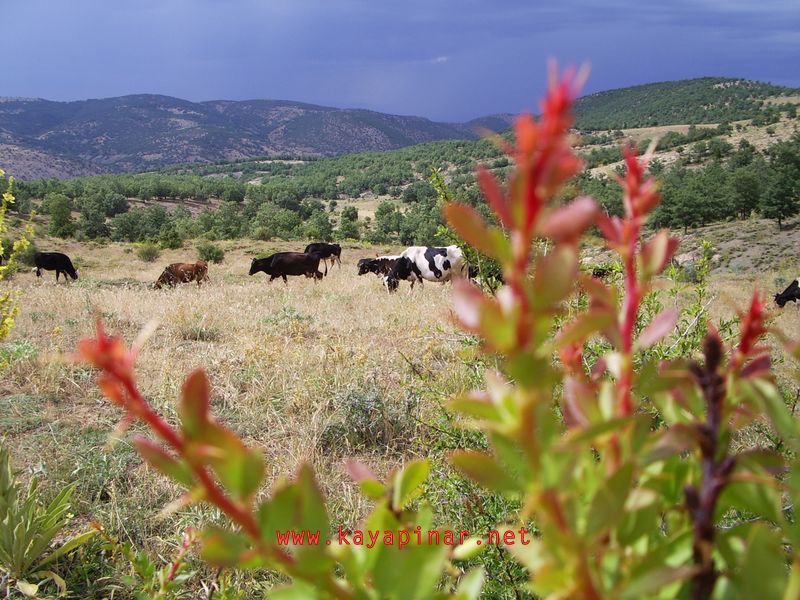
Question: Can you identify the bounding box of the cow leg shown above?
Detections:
[56,270,60,282]
[282,274,288,284]
[36,267,42,278]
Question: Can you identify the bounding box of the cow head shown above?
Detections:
[248,258,258,276]
[385,257,412,293]
[357,259,372,275]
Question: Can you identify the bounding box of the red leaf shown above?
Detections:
[596,213,622,244]
[442,202,500,257]
[537,196,598,243]
[180,369,210,437]
[345,459,377,483]
[636,309,678,350]
[476,166,512,227]
[641,230,679,278]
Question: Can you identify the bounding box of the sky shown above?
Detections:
[3,0,799,122]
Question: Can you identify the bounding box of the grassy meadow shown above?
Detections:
[1,228,799,596]
[1,238,486,595]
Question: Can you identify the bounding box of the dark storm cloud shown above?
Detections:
[3,0,798,121]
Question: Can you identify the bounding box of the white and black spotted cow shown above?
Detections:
[384,245,467,292]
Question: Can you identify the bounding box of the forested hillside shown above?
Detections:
[574,77,799,129]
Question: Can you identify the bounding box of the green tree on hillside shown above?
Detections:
[374,201,403,240]
[78,196,108,239]
[730,165,762,218]
[304,210,333,241]
[47,193,75,238]
[337,206,360,240]
[760,167,798,229]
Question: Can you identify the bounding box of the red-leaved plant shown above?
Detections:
[76,67,800,599]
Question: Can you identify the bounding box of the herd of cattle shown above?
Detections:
[27,246,800,306]
[29,242,473,294]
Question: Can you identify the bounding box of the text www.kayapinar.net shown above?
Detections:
[275,527,532,550]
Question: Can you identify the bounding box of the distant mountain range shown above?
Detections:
[0,77,797,180]
[0,95,514,179]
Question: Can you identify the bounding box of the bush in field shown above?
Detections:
[0,171,33,344]
[135,242,161,263]
[0,445,97,596]
[197,241,224,264]
[76,70,800,598]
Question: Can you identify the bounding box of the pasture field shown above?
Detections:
[1,234,799,596]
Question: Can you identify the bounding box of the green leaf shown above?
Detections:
[740,378,800,451]
[16,580,39,597]
[454,568,485,600]
[179,369,210,438]
[718,480,782,524]
[450,451,520,493]
[199,422,265,501]
[731,524,787,598]
[133,437,194,488]
[560,415,639,448]
[585,462,633,537]
[619,565,696,599]
[200,526,251,568]
[452,537,485,561]
[269,580,322,600]
[34,529,98,570]
[392,460,430,510]
[31,570,66,595]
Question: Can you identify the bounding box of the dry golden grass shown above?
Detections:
[2,233,799,595]
[0,239,479,551]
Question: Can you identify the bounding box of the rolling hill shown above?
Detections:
[1,77,797,180]
[0,95,514,179]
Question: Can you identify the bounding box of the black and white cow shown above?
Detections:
[384,245,466,293]
[775,279,800,307]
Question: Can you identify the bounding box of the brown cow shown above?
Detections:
[154,261,210,289]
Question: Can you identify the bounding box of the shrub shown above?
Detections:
[0,445,97,596]
[319,385,419,454]
[76,70,800,599]
[135,242,161,263]
[0,171,33,343]
[197,241,225,264]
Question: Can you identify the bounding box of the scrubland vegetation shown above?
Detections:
[1,73,800,598]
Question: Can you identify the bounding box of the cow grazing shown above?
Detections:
[357,255,400,277]
[775,279,800,307]
[154,261,209,289]
[249,252,323,283]
[304,242,341,275]
[385,246,466,293]
[34,252,78,282]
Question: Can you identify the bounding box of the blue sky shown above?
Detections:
[4,0,799,121]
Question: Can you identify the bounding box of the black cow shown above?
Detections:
[34,252,78,282]
[249,252,323,283]
[304,243,341,275]
[775,279,800,307]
